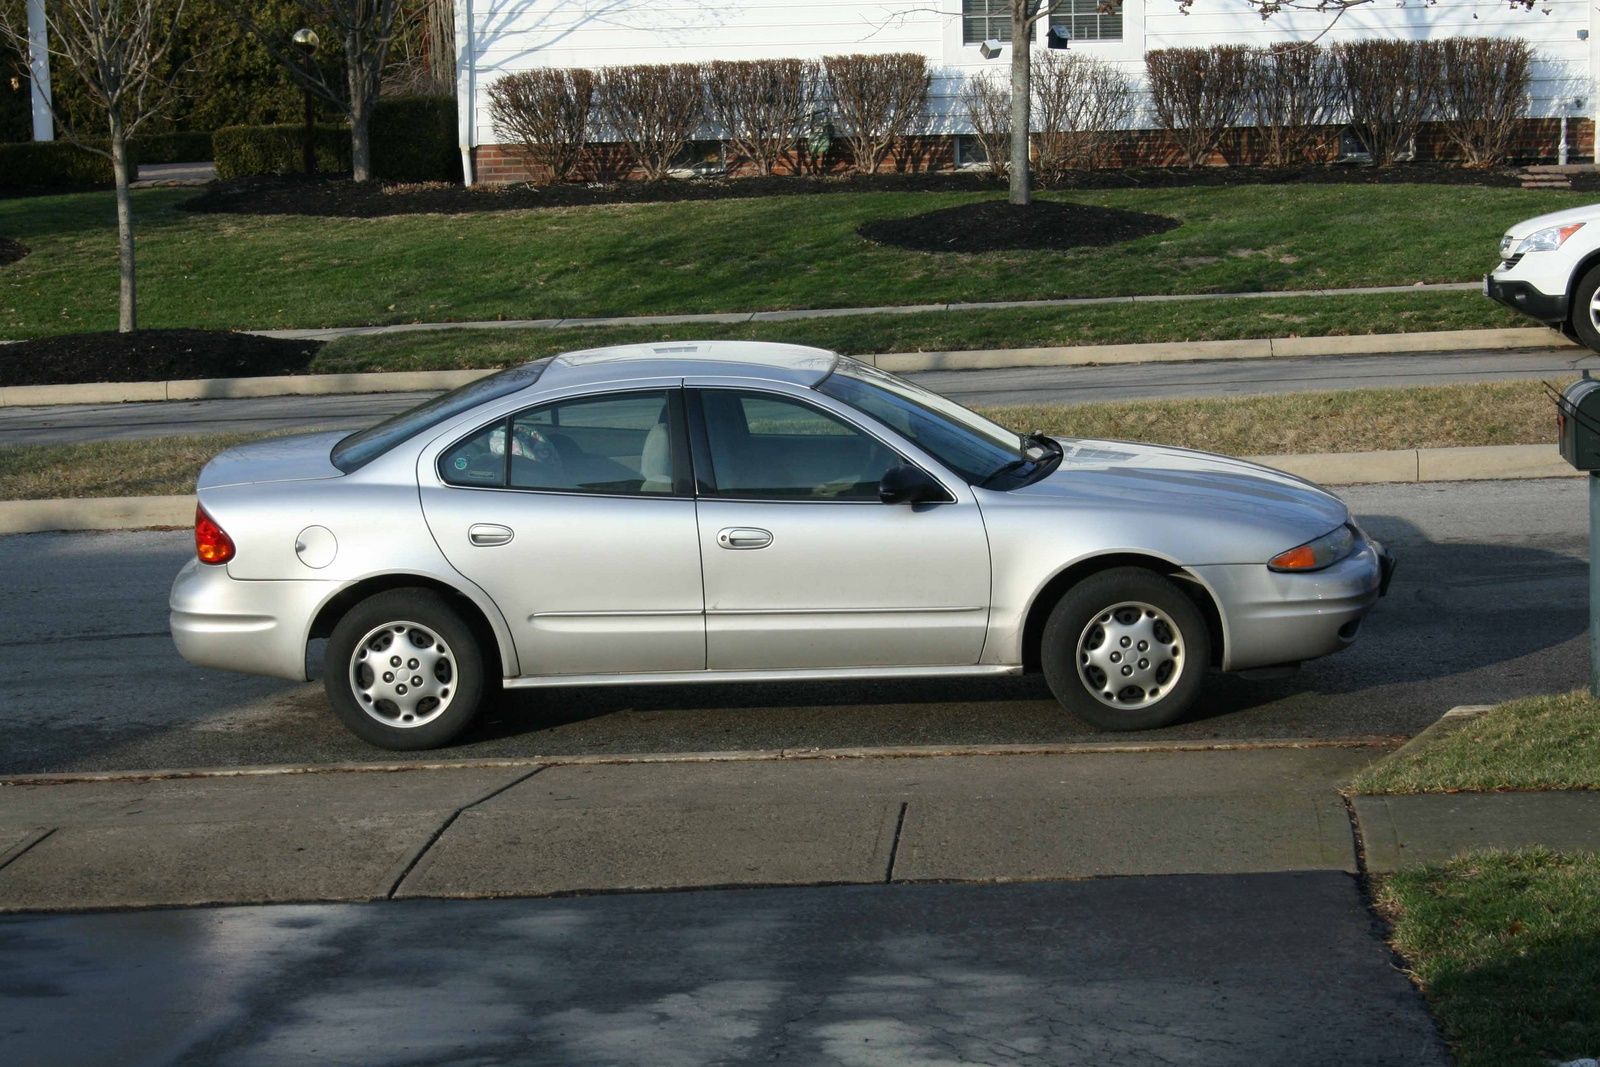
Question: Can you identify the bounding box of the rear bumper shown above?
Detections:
[1484,272,1568,325]
[169,559,332,682]
[1191,540,1387,673]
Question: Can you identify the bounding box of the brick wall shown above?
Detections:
[471,118,1594,184]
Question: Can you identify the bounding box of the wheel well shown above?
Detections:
[1019,554,1226,672]
[310,575,507,678]
[1566,251,1600,321]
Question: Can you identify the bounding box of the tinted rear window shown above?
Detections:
[330,360,550,473]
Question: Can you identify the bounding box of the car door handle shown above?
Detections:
[468,524,514,547]
[717,527,772,550]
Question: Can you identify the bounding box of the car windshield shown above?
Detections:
[817,358,1025,483]
[331,360,550,473]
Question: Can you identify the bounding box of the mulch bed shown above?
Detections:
[0,237,28,267]
[182,163,1526,218]
[859,199,1181,254]
[0,329,322,387]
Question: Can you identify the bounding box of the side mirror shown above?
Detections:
[879,464,948,505]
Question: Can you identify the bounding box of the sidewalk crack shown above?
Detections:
[385,766,546,899]
[0,826,57,874]
[884,802,909,884]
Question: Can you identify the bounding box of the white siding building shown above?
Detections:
[452,0,1598,182]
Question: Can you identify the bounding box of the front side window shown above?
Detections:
[439,390,680,496]
[817,359,1023,484]
[697,389,901,501]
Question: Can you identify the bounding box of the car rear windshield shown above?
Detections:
[330,360,551,473]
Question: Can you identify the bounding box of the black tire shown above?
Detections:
[1570,263,1600,353]
[324,588,487,750]
[1040,567,1211,731]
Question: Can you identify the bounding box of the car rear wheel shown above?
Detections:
[324,588,486,750]
[1570,263,1600,353]
[1041,568,1211,731]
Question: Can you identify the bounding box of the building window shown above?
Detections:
[963,1,1123,45]
[1050,0,1122,43]
[963,0,1025,45]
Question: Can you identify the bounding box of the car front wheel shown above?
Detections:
[1570,263,1600,353]
[1041,568,1211,731]
[324,588,486,750]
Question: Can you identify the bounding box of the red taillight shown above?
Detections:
[195,505,235,565]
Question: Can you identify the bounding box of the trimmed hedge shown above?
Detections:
[0,141,114,189]
[371,96,458,182]
[214,98,456,181]
[133,131,216,164]
[213,124,351,179]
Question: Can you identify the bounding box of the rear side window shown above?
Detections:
[440,390,682,496]
[331,360,549,473]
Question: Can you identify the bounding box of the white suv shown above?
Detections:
[1486,204,1600,349]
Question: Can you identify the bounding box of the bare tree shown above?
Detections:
[488,68,594,183]
[704,58,814,177]
[0,0,186,333]
[1033,50,1135,181]
[246,0,402,181]
[1335,39,1442,165]
[1147,46,1253,166]
[959,67,1010,179]
[822,53,929,175]
[596,62,704,180]
[1248,43,1339,167]
[1438,37,1532,168]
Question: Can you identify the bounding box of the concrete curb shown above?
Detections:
[0,444,1576,534]
[0,325,1575,408]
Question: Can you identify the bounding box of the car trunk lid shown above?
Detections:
[196,431,346,491]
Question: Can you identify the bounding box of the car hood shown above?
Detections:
[1000,437,1350,549]
[196,431,345,491]
[1503,202,1600,241]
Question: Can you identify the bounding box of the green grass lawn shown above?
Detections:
[1377,848,1600,1067]
[0,183,1578,338]
[1352,691,1600,794]
[0,379,1556,499]
[311,290,1527,374]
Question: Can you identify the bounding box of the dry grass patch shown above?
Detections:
[986,380,1554,456]
[0,433,272,500]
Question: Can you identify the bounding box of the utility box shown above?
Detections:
[1556,375,1600,471]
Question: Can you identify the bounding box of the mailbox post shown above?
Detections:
[1555,373,1600,695]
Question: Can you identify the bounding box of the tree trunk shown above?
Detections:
[109,122,137,333]
[1008,4,1031,205]
[351,97,372,181]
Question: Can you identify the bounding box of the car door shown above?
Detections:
[688,385,991,670]
[419,385,705,677]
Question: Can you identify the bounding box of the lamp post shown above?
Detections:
[292,28,320,177]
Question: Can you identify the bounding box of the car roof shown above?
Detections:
[538,340,841,388]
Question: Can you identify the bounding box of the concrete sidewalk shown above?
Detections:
[0,745,1372,912]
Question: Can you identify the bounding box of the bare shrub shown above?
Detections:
[1146,46,1253,167]
[487,69,595,184]
[1248,43,1339,167]
[1335,39,1443,165]
[704,59,814,176]
[596,62,706,180]
[960,69,1011,178]
[822,53,930,175]
[1437,37,1533,167]
[1032,50,1137,181]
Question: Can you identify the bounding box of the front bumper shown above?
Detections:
[1191,539,1389,673]
[1483,272,1568,326]
[169,559,334,682]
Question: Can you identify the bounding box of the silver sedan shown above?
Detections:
[171,342,1393,749]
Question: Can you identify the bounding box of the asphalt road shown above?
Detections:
[2,346,1589,446]
[0,875,1446,1067]
[0,478,1584,775]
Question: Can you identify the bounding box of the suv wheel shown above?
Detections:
[1570,263,1600,353]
